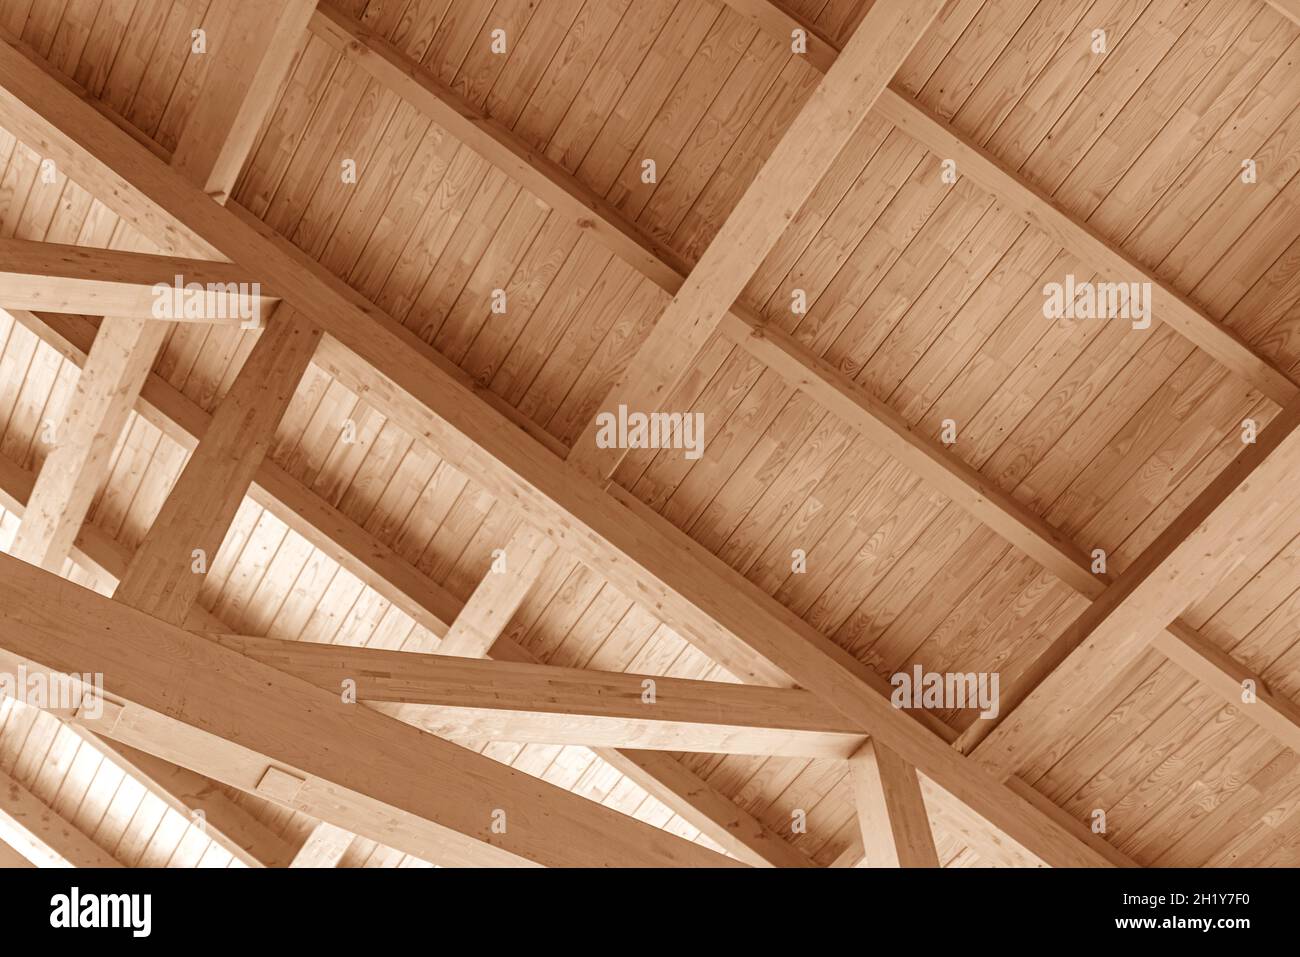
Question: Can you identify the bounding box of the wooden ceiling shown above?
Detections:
[0,0,1298,868]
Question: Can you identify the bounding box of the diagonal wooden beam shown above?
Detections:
[0,555,738,868]
[974,395,1300,778]
[566,0,947,483]
[207,633,866,759]
[849,740,939,867]
[11,308,811,868]
[0,237,273,322]
[113,310,320,624]
[173,0,319,204]
[0,39,1116,868]
[289,821,354,868]
[719,0,1300,406]
[0,763,121,867]
[438,525,557,658]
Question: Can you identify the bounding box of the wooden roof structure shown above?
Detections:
[0,0,1298,869]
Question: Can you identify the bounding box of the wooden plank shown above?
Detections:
[718,0,1299,406]
[113,310,321,625]
[438,524,557,658]
[290,820,353,868]
[974,395,1300,779]
[566,0,948,482]
[0,237,273,322]
[850,740,940,867]
[208,633,866,759]
[0,764,121,867]
[0,44,1115,868]
[0,554,738,868]
[12,310,806,868]
[172,0,319,204]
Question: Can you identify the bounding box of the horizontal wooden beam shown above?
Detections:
[0,237,275,323]
[209,633,866,759]
[0,554,737,868]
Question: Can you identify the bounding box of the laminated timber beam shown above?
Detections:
[206,633,867,760]
[849,741,939,868]
[290,821,354,869]
[973,394,1300,780]
[565,0,948,483]
[0,554,738,869]
[0,33,1120,869]
[295,5,1300,758]
[4,309,810,868]
[111,309,320,625]
[717,0,1300,407]
[0,764,121,867]
[0,238,274,323]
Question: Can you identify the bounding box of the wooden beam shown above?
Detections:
[0,555,738,868]
[0,42,1114,868]
[849,740,940,867]
[438,525,557,658]
[0,834,35,867]
[974,395,1300,778]
[173,0,319,204]
[113,310,320,625]
[0,763,121,867]
[208,633,866,759]
[719,0,1299,406]
[290,821,354,868]
[0,237,272,323]
[566,0,947,482]
[12,310,808,869]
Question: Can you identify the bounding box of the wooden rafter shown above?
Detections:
[206,632,866,759]
[0,34,1120,869]
[0,554,737,869]
[9,307,809,869]
[566,0,948,483]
